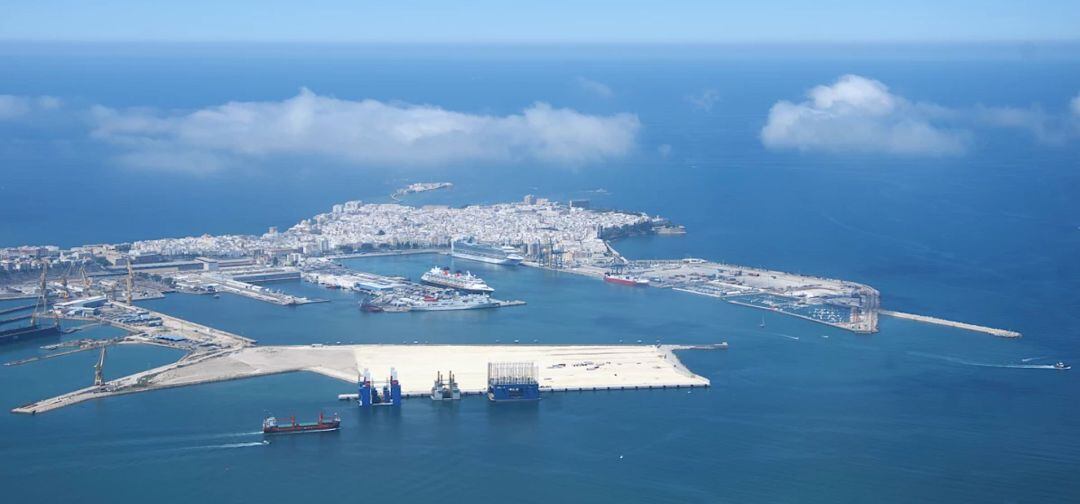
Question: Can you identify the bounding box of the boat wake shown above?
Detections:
[1021,356,1047,363]
[81,430,264,450]
[176,440,269,452]
[909,352,1059,370]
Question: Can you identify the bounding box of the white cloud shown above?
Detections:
[974,105,1069,144]
[686,89,719,112]
[761,75,967,156]
[1072,93,1080,118]
[576,77,614,98]
[89,89,640,171]
[0,95,62,120]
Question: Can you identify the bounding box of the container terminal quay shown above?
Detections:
[2,195,1029,412]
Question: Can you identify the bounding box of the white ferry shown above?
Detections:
[421,267,494,293]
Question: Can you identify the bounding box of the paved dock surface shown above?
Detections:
[879,310,1021,338]
[12,344,710,414]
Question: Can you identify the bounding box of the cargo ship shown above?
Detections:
[262,412,340,434]
[420,266,494,293]
[451,240,523,266]
[603,273,649,287]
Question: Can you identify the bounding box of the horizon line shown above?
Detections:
[3,38,1080,46]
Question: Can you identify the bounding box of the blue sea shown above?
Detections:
[1,44,1079,502]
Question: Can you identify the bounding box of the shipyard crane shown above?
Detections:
[125,260,135,305]
[79,264,93,293]
[31,264,61,330]
[32,264,49,325]
[93,346,107,387]
[56,260,77,300]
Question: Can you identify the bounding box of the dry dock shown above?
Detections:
[879,310,1022,338]
[12,344,711,414]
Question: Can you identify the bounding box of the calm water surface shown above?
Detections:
[1,47,1078,502]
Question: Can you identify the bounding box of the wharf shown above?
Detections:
[879,310,1022,338]
[207,279,317,306]
[12,344,711,414]
[4,338,121,366]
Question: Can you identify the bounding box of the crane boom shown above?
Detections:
[93,346,107,386]
[126,260,134,305]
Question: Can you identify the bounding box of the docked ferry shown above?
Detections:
[451,240,523,266]
[603,273,650,287]
[262,412,340,434]
[420,266,494,293]
[409,293,499,311]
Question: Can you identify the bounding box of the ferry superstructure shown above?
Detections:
[420,267,494,293]
[407,293,499,311]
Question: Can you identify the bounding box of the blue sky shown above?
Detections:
[2,0,1078,43]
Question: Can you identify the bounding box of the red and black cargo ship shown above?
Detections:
[262,412,341,434]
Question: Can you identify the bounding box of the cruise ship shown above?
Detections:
[420,267,494,293]
[451,240,523,266]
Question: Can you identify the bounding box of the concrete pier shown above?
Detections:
[879,310,1022,338]
[12,344,711,414]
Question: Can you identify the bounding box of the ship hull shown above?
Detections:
[263,422,340,435]
[603,276,648,287]
[420,278,495,293]
[409,302,499,312]
[0,323,64,345]
[451,252,521,266]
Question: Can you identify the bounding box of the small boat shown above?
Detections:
[263,412,340,435]
[718,341,729,349]
[1054,362,1070,370]
[759,315,765,328]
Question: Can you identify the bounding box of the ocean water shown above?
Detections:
[1,45,1079,502]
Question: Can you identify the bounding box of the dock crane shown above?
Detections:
[125,260,135,305]
[62,261,80,299]
[32,265,49,323]
[31,264,60,330]
[59,272,70,299]
[93,346,106,387]
[79,264,93,293]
